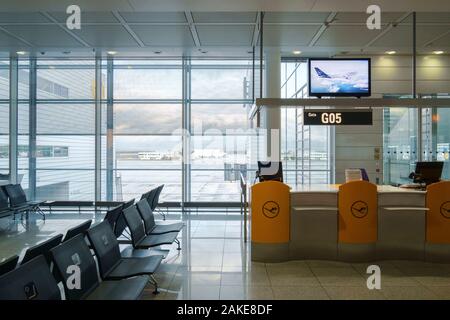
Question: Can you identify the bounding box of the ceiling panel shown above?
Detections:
[416,12,450,23]
[197,25,253,46]
[73,25,139,47]
[264,12,329,23]
[1,25,83,46]
[316,25,382,46]
[192,12,257,23]
[334,12,406,24]
[371,25,450,47]
[120,12,187,23]
[131,25,194,46]
[48,11,119,23]
[431,32,450,47]
[0,30,30,47]
[0,12,51,23]
[263,25,321,46]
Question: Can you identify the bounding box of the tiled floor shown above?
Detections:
[2,214,450,300]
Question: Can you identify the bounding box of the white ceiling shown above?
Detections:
[0,11,448,57]
[2,0,450,12]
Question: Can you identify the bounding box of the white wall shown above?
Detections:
[334,54,450,184]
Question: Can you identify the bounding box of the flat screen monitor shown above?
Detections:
[414,161,443,185]
[308,58,371,97]
[257,161,283,182]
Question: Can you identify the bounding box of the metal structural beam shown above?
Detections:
[364,12,412,48]
[308,12,337,47]
[185,11,201,47]
[40,11,91,47]
[251,12,261,47]
[112,11,146,47]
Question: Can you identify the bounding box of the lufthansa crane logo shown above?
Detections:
[440,201,450,219]
[351,201,369,218]
[263,201,280,219]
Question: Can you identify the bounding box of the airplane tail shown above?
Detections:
[314,67,331,78]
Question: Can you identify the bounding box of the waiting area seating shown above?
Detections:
[0,186,184,300]
[0,184,45,220]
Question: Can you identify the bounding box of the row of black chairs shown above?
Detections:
[0,185,184,300]
[105,185,183,251]
[0,184,45,220]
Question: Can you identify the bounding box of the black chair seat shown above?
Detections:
[136,232,178,248]
[107,255,163,279]
[151,222,184,235]
[86,275,148,300]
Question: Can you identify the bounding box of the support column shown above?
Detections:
[106,57,114,200]
[94,54,102,201]
[9,55,18,184]
[29,58,37,200]
[261,49,281,162]
[182,57,191,204]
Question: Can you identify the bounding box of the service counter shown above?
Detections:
[251,181,450,263]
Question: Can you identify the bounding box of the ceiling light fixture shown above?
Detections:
[293,50,302,55]
[16,51,27,55]
[107,51,117,55]
[433,50,444,55]
[385,50,396,55]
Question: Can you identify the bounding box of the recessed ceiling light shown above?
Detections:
[107,51,117,55]
[433,50,444,55]
[385,51,396,55]
[16,51,27,55]
[292,50,302,55]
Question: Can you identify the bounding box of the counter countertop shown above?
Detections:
[289,184,426,194]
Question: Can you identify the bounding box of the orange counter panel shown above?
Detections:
[251,181,290,243]
[426,181,450,243]
[338,181,377,243]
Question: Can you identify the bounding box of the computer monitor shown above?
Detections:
[257,161,283,182]
[413,161,443,185]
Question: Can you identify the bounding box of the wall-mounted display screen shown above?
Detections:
[308,58,371,97]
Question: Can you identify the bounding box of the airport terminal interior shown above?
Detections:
[2,0,450,300]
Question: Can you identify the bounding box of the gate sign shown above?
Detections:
[304,109,373,125]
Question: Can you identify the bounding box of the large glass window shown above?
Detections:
[33,60,97,200]
[4,57,255,205]
[190,60,253,202]
[280,61,332,185]
[110,60,183,202]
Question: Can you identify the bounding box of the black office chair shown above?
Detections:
[136,199,183,235]
[0,255,61,300]
[51,234,148,300]
[62,220,92,242]
[0,255,19,276]
[123,205,180,250]
[21,234,64,266]
[87,221,163,294]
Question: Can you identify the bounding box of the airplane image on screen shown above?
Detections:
[314,67,357,80]
[311,66,369,94]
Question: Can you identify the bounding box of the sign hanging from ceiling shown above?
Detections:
[303,109,373,126]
